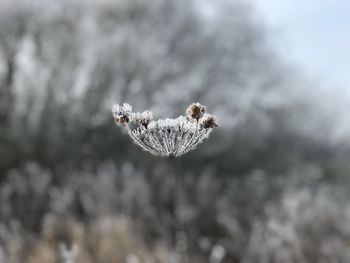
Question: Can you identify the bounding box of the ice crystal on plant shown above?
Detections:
[132,110,153,126]
[112,102,218,157]
[112,103,132,125]
[186,102,206,120]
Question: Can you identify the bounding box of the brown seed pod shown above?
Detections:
[186,103,206,120]
[201,114,218,128]
[115,115,129,125]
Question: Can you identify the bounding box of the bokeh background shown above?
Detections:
[1,0,350,262]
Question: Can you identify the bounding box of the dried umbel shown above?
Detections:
[112,102,218,157]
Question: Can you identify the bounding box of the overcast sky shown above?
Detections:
[253,0,350,91]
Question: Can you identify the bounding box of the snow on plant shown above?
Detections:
[112,102,218,157]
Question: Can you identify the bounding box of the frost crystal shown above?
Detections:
[112,102,218,157]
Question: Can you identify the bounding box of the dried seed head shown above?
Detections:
[132,110,153,126]
[186,102,206,120]
[112,103,132,125]
[115,115,129,125]
[201,114,218,128]
[112,102,218,157]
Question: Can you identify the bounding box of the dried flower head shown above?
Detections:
[186,102,206,120]
[112,103,132,125]
[132,110,153,126]
[112,102,218,157]
[200,114,219,128]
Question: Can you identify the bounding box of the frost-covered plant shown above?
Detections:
[112,103,218,157]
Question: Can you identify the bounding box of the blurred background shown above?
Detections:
[0,0,350,262]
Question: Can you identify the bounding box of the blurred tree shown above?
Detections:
[0,0,339,177]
